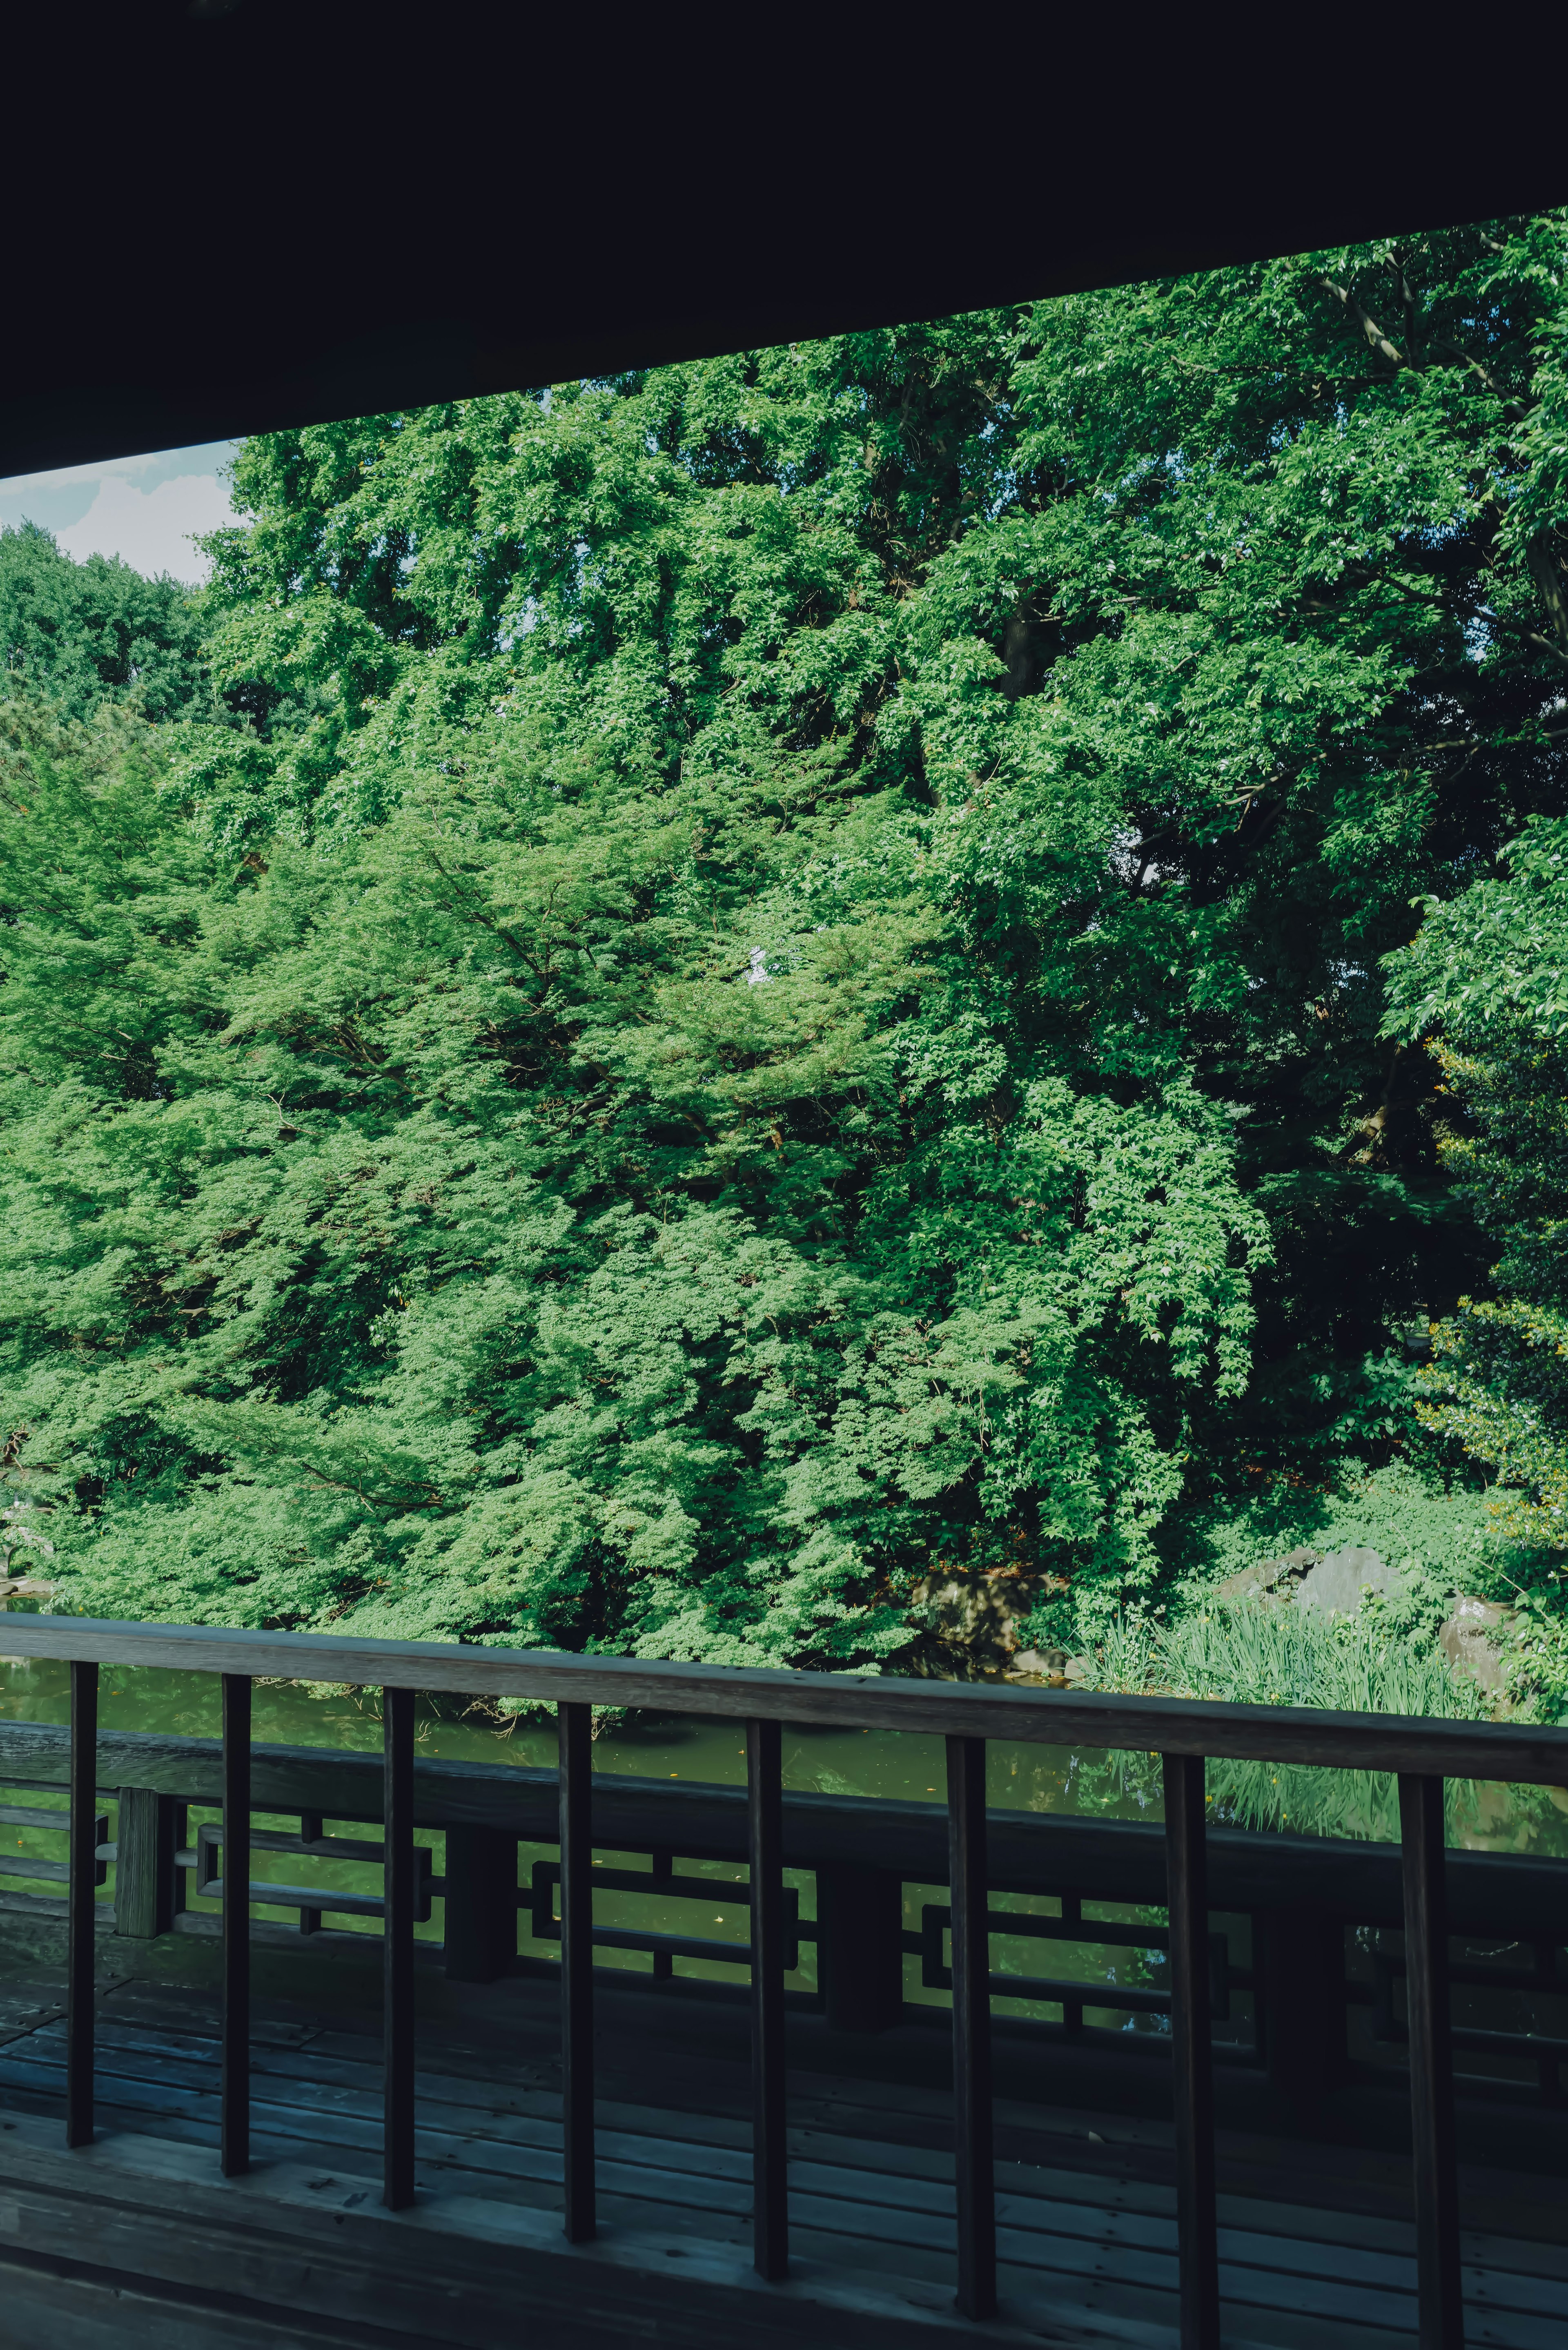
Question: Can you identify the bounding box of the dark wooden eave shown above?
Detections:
[8,2,1566,480]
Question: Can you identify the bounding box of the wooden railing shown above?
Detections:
[3,1616,1568,2347]
[9,1719,1566,2071]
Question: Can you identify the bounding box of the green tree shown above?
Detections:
[1383,814,1568,1548]
[0,687,1260,1658]
[0,522,205,722]
[8,212,1568,1666]
[194,218,1568,1481]
[1382,814,1568,1710]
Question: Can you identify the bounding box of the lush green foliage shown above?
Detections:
[0,522,204,723]
[0,682,1258,1660]
[1383,819,1568,1710]
[1080,1594,1488,1837]
[8,212,1568,1672]
[1163,1460,1521,1612]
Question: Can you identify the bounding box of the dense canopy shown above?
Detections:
[0,522,205,723]
[6,214,1568,1696]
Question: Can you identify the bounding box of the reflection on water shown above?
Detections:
[0,1653,1561,1854]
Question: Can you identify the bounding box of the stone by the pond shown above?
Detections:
[1214,1545,1321,1603]
[1438,1596,1515,1694]
[1005,1647,1065,1681]
[1293,1546,1408,1614]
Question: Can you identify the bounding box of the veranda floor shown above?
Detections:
[0,1970,1562,2349]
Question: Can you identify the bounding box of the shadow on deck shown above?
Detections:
[0,1961,1564,2350]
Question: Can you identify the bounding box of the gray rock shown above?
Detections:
[1214,1545,1321,1604]
[1438,1596,1515,1695]
[1005,1648,1065,1681]
[1294,1546,1405,1615]
[0,1576,53,1608]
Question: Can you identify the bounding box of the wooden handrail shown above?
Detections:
[7,1717,1568,1929]
[2,1612,1567,1781]
[11,1610,1540,2348]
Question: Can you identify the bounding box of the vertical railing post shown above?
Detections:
[298,1810,323,1936]
[113,1787,177,1940]
[651,1847,674,1980]
[1164,1750,1220,2350]
[1399,1773,1464,2350]
[947,1732,996,2321]
[383,1683,416,2210]
[819,1863,904,2034]
[748,1715,788,2281]
[220,1672,251,2178]
[443,1823,518,1983]
[559,1699,596,2242]
[66,1658,98,2149]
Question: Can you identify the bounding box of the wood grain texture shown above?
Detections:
[557,1701,595,2245]
[442,1825,518,1985]
[1164,1753,1220,2350]
[1,2027,1565,2350]
[1400,1774,1464,2350]
[4,1615,1568,1781]
[220,1673,250,2179]
[113,1788,177,1941]
[747,1718,787,2283]
[383,1686,416,2212]
[947,1735,996,2322]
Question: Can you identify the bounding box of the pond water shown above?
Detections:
[1,1650,1562,1851]
[1,1652,1563,2038]
[0,1650,1157,1806]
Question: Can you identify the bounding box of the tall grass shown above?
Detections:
[1158,1603,1481,1719]
[1083,1601,1487,1841]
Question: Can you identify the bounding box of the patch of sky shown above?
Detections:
[0,440,238,584]
[981,470,1019,522]
[498,595,543,651]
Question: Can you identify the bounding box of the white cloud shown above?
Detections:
[0,450,167,498]
[0,441,238,579]
[56,471,236,584]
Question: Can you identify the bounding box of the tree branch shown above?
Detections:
[1525,535,1568,658]
[1432,340,1532,422]
[1319,277,1407,369]
[1526,630,1568,671]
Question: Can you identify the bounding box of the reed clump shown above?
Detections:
[1080,1599,1488,1841]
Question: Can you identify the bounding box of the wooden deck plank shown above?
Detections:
[5,2004,1565,2350]
[6,2086,1559,2343]
[0,2120,1144,2350]
[27,2040,1568,2319]
[77,1989,1561,2264]
[18,2104,1553,2350]
[8,2026,1566,2319]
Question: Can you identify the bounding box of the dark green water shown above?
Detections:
[0,1654,1169,2024]
[2,1653,1563,2034]
[1,1651,1561,1845]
